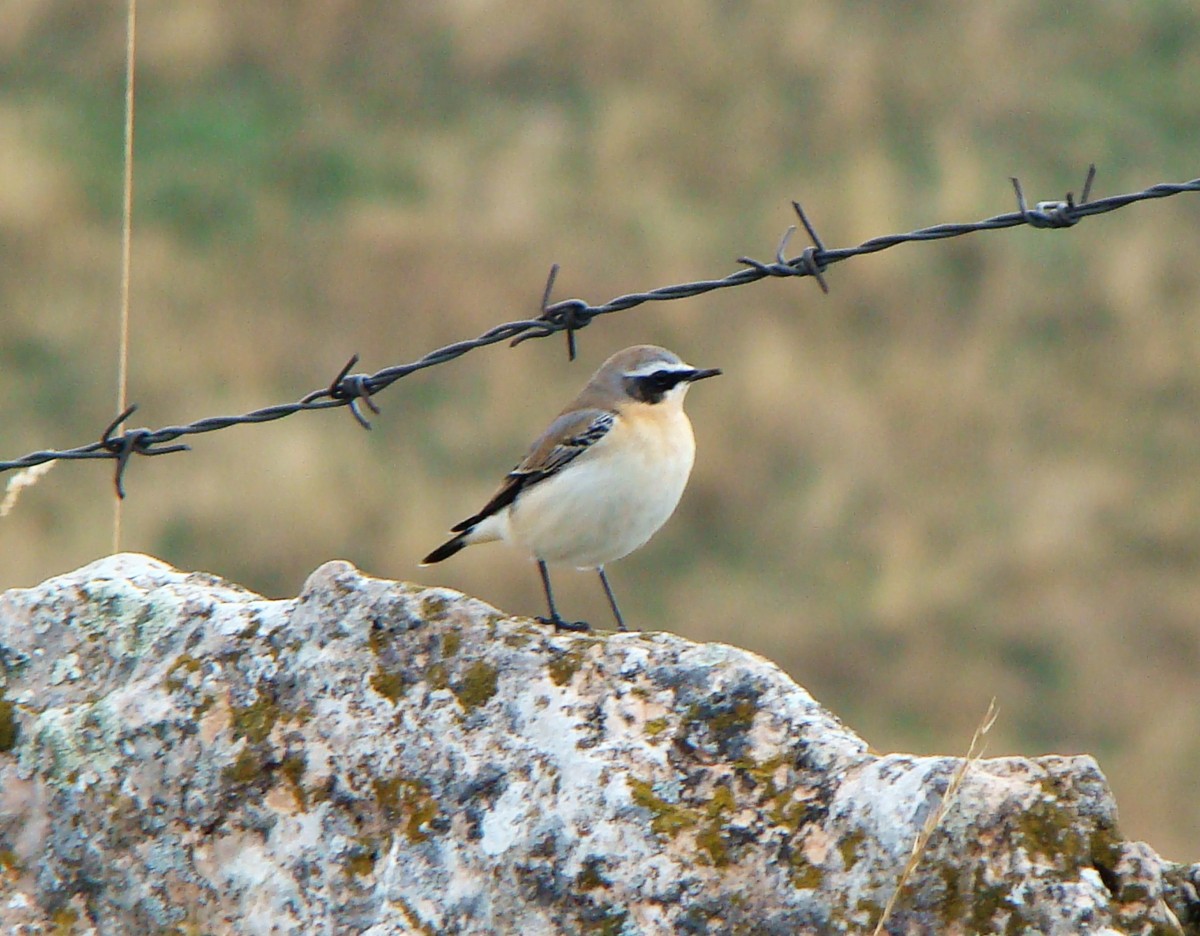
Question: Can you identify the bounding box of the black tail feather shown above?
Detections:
[421,533,468,565]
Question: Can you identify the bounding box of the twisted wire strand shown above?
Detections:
[3,169,1198,496]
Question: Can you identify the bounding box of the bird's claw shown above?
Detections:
[538,615,591,633]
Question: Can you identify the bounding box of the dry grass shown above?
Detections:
[871,699,999,935]
[0,462,55,519]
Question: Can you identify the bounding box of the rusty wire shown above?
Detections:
[2,166,1199,497]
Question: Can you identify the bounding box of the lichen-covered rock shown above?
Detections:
[0,554,1196,934]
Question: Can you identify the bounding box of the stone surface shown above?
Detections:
[0,554,1196,935]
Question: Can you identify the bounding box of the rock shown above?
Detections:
[0,554,1196,935]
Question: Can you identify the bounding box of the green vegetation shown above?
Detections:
[1,3,1199,857]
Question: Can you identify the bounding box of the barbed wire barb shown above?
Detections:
[4,167,1199,493]
[304,354,380,430]
[542,264,577,361]
[1011,162,1098,229]
[511,263,595,360]
[735,201,831,293]
[100,404,191,498]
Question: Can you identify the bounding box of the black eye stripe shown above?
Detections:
[625,370,677,403]
[642,369,685,387]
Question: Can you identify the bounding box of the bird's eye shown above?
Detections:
[625,370,679,403]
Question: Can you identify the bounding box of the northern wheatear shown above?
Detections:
[421,345,720,632]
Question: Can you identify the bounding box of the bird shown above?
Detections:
[421,345,720,632]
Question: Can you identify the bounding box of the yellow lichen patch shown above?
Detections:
[163,653,202,692]
[838,828,866,870]
[548,648,588,687]
[370,667,407,701]
[230,696,280,745]
[790,853,824,890]
[645,717,669,738]
[629,778,697,836]
[222,747,263,786]
[51,906,79,936]
[696,785,738,866]
[280,753,307,811]
[575,860,607,891]
[420,594,449,620]
[580,909,629,935]
[0,697,17,752]
[345,841,378,878]
[453,661,498,710]
[425,663,449,691]
[706,698,759,735]
[375,777,440,842]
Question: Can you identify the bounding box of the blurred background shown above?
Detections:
[2,2,1199,858]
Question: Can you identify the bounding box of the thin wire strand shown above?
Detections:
[113,0,137,550]
[2,171,1198,495]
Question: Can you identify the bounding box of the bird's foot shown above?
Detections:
[538,615,591,633]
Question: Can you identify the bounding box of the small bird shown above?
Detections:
[421,345,720,632]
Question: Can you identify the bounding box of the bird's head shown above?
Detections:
[596,345,721,406]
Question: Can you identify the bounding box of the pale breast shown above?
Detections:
[506,405,696,567]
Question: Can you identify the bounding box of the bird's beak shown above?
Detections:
[685,367,722,382]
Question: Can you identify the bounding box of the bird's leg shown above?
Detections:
[536,559,589,632]
[597,566,628,632]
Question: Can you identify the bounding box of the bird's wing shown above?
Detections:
[450,409,616,532]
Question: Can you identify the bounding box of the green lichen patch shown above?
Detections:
[308,775,334,805]
[396,898,440,936]
[280,753,307,811]
[645,717,669,738]
[374,776,404,821]
[453,661,498,710]
[695,785,737,866]
[368,620,391,656]
[222,747,265,786]
[1015,796,1086,865]
[769,796,813,834]
[230,696,280,745]
[51,906,79,936]
[790,851,824,890]
[375,777,439,842]
[629,778,697,836]
[580,908,629,935]
[420,594,449,620]
[163,654,203,692]
[707,784,736,816]
[629,777,750,862]
[696,822,730,866]
[705,698,759,736]
[0,697,17,752]
[575,856,609,891]
[441,629,462,657]
[425,662,449,691]
[370,667,407,701]
[345,840,379,877]
[0,848,22,874]
[735,754,787,793]
[684,691,762,758]
[966,879,1016,932]
[548,648,588,687]
[838,828,866,870]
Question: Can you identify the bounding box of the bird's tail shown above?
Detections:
[420,531,469,566]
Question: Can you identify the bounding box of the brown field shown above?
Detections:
[2,2,1200,859]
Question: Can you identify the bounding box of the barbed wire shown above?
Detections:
[3,166,1199,497]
